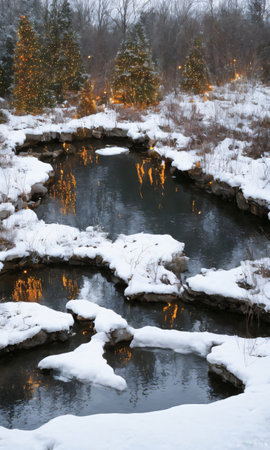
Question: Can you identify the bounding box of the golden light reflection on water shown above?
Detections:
[13,275,43,303]
[78,146,99,167]
[62,273,79,300]
[163,302,180,328]
[136,158,167,197]
[23,373,41,396]
[50,163,77,215]
[113,345,132,367]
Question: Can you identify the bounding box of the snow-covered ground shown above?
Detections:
[0,81,270,448]
[1,300,270,449]
[1,81,269,217]
[0,209,185,299]
[185,258,270,313]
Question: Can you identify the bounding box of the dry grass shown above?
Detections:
[110,104,143,122]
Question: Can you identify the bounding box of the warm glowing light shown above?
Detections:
[114,346,132,366]
[178,65,182,70]
[163,302,179,328]
[13,276,43,302]
[159,162,166,189]
[230,72,241,82]
[62,274,79,299]
[148,167,153,185]
[51,162,76,215]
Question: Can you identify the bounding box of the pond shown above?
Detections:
[0,139,269,430]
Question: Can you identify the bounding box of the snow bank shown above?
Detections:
[0,302,73,350]
[2,323,270,448]
[0,387,269,450]
[0,155,52,203]
[185,258,270,312]
[0,210,185,299]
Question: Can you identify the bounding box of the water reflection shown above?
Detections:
[1,266,268,337]
[36,140,270,276]
[12,272,43,302]
[0,341,240,430]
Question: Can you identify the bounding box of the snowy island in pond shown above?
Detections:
[0,302,73,354]
[0,209,186,301]
[183,258,270,322]
[95,146,129,155]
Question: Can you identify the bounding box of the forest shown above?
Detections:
[0,0,269,109]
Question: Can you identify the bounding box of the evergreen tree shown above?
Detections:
[181,37,208,95]
[77,78,96,118]
[0,38,15,98]
[13,16,47,113]
[112,24,160,108]
[44,0,83,101]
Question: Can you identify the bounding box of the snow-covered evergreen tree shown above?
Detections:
[181,37,208,95]
[77,78,96,118]
[0,0,44,98]
[13,16,46,113]
[44,0,83,101]
[112,24,160,107]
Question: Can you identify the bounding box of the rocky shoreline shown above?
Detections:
[15,125,270,220]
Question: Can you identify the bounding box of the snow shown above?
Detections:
[95,146,129,155]
[0,81,270,448]
[2,320,270,448]
[0,155,52,203]
[66,299,130,335]
[38,332,127,390]
[1,81,269,216]
[0,302,74,350]
[185,258,270,312]
[0,210,184,298]
[38,300,132,389]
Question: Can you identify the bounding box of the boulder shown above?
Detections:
[31,183,48,200]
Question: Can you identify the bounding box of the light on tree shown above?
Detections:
[112,24,160,108]
[181,37,208,95]
[13,16,47,114]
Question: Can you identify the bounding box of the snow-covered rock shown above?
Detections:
[183,258,270,321]
[0,302,74,353]
[66,299,133,343]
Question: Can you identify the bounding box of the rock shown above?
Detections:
[92,129,103,139]
[128,293,179,303]
[0,203,15,220]
[210,181,235,199]
[236,191,249,211]
[73,127,93,140]
[105,128,128,138]
[208,363,244,390]
[59,132,73,142]
[31,183,48,200]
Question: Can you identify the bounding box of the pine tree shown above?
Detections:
[0,38,15,98]
[77,78,96,118]
[13,16,47,114]
[112,24,160,108]
[181,37,208,95]
[44,0,83,102]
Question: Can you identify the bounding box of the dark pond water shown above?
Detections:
[0,139,269,430]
